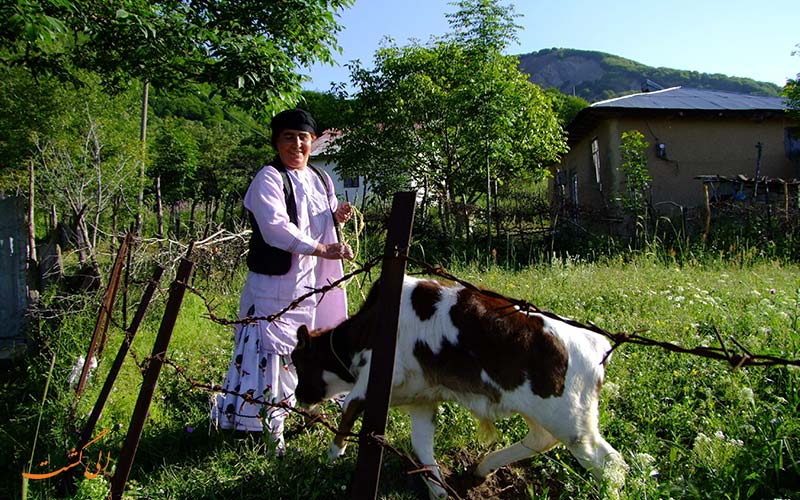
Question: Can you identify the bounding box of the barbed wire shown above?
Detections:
[403,256,800,370]
[98,248,800,499]
[182,250,800,370]
[154,354,460,498]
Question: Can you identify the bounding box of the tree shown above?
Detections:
[2,0,354,237]
[784,44,800,121]
[1,0,355,112]
[544,88,589,125]
[333,0,566,240]
[30,74,141,271]
[300,90,354,133]
[149,117,200,238]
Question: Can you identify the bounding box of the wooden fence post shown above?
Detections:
[703,183,711,241]
[109,257,195,500]
[351,191,417,500]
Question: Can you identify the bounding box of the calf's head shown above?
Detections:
[291,324,356,408]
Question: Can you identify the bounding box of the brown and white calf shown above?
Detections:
[291,276,626,499]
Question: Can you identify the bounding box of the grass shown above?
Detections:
[3,250,800,499]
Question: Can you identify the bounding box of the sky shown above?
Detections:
[301,0,799,94]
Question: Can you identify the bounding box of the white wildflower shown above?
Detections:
[739,387,755,406]
[601,454,628,500]
[603,382,620,400]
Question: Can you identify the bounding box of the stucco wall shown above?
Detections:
[556,113,798,211]
[309,159,369,206]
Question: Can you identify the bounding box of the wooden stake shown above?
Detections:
[351,191,417,500]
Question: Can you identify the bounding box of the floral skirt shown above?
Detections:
[212,320,299,436]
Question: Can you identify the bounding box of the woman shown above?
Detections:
[213,108,353,454]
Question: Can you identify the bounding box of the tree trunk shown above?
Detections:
[74,210,87,264]
[222,192,235,230]
[111,193,120,256]
[171,204,181,240]
[27,159,37,265]
[189,199,198,237]
[93,159,101,250]
[40,205,64,287]
[156,176,164,238]
[135,79,149,236]
[360,177,369,214]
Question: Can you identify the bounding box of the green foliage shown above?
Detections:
[151,86,227,125]
[299,90,355,132]
[783,44,800,121]
[150,117,200,204]
[334,0,566,242]
[0,0,355,113]
[0,67,140,206]
[543,88,589,125]
[23,71,143,242]
[787,78,800,120]
[618,130,652,211]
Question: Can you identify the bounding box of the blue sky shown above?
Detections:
[301,0,799,94]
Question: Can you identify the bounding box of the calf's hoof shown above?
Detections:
[327,442,346,462]
[473,463,492,479]
[425,482,448,500]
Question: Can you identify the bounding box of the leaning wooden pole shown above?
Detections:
[110,257,195,500]
[351,191,417,500]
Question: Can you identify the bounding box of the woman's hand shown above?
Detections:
[313,242,354,260]
[334,201,352,224]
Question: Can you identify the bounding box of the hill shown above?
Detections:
[517,48,782,103]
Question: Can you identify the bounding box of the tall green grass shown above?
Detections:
[3,251,799,499]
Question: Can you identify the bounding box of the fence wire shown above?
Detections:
[76,247,800,499]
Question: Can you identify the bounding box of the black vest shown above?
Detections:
[246,159,333,275]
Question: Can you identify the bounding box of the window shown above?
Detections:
[591,137,602,189]
[343,176,359,188]
[786,127,800,161]
[570,169,579,206]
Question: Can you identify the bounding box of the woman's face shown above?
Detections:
[276,129,315,169]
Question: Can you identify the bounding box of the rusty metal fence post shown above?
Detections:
[79,266,164,448]
[60,266,164,495]
[109,258,195,500]
[75,232,133,398]
[351,191,416,500]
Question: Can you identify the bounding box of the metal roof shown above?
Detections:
[565,87,791,148]
[591,86,788,111]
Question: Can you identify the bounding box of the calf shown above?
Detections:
[291,276,626,499]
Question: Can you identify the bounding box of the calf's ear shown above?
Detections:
[296,324,311,350]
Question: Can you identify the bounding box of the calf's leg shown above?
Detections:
[539,400,627,496]
[564,433,626,485]
[475,417,559,478]
[407,405,448,500]
[328,397,365,461]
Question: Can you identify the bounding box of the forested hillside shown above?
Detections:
[518,47,782,102]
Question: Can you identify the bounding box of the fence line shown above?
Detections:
[51,244,800,499]
[186,252,800,370]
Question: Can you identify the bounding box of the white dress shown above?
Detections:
[213,164,347,442]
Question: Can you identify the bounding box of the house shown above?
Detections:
[310,129,370,205]
[552,86,800,230]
